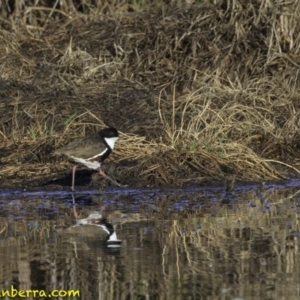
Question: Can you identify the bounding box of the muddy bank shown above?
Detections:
[1,1,300,189]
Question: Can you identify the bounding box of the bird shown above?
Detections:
[62,208,122,248]
[55,127,123,191]
[73,211,122,247]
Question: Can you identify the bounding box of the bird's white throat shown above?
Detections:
[105,136,119,150]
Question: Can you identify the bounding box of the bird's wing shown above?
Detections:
[55,135,106,159]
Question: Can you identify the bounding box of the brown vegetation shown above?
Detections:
[1,0,300,188]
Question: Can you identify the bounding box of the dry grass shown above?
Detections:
[1,1,300,187]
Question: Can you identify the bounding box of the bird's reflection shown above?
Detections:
[71,193,122,248]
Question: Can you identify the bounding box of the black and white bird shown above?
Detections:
[55,127,122,191]
[74,211,122,247]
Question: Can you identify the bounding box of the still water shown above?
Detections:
[1,179,300,300]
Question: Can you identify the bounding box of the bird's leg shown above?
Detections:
[71,165,77,191]
[100,205,106,214]
[71,193,79,219]
[98,168,127,187]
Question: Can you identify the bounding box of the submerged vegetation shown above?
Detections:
[1,184,300,298]
[1,0,300,187]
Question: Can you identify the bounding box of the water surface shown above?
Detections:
[1,180,300,299]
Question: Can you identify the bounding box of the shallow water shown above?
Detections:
[1,180,300,299]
